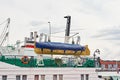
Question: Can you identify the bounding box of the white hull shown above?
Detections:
[0,67,99,80]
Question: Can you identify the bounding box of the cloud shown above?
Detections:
[0,0,120,60]
[30,21,46,27]
[92,26,120,40]
[38,25,65,34]
[78,0,111,16]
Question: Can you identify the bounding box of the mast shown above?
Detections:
[64,16,71,43]
[48,22,51,42]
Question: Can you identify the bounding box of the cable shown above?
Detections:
[51,36,64,38]
[0,19,8,26]
[51,28,84,34]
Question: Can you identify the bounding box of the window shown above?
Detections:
[53,75,57,80]
[108,64,112,70]
[113,64,117,69]
[16,75,21,80]
[86,74,89,80]
[81,74,84,80]
[59,74,63,80]
[2,75,7,80]
[101,64,105,69]
[34,75,39,80]
[22,75,27,80]
[41,75,45,80]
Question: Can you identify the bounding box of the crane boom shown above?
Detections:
[0,18,10,46]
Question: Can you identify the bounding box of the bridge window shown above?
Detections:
[41,75,45,80]
[2,75,7,80]
[16,75,21,80]
[86,74,89,80]
[34,75,39,80]
[53,75,57,80]
[59,74,63,80]
[22,75,27,80]
[81,74,84,80]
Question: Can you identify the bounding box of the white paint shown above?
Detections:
[0,67,99,80]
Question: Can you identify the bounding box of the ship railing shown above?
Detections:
[0,45,18,55]
[96,68,120,72]
[0,45,8,54]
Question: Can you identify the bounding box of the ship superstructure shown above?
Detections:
[0,16,105,80]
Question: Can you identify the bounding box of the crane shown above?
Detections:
[0,18,10,46]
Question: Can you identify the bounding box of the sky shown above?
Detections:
[0,0,120,60]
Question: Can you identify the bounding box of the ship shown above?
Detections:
[0,16,118,80]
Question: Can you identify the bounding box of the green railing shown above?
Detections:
[0,55,95,68]
[0,56,66,67]
[0,56,36,67]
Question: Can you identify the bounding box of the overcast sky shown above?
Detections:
[0,0,120,60]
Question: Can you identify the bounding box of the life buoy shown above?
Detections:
[21,56,29,64]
